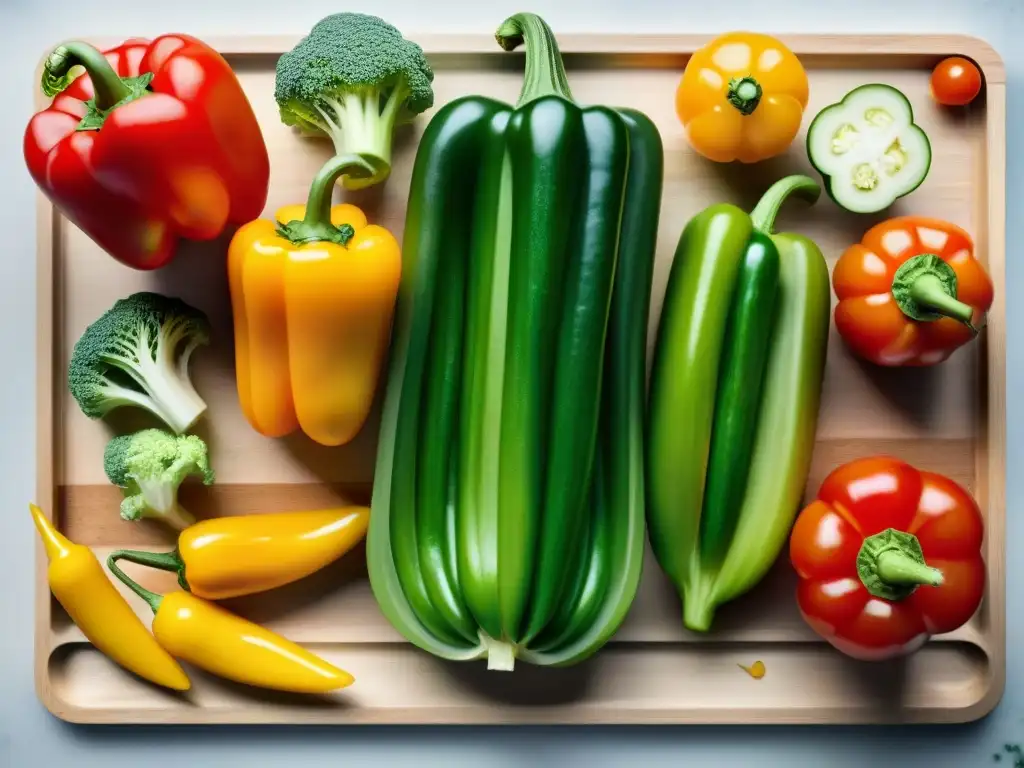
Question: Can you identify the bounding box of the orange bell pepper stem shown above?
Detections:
[833,216,994,366]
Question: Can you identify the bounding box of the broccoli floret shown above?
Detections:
[68,292,210,435]
[103,429,214,530]
[274,12,435,189]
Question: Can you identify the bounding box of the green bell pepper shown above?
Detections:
[646,175,832,632]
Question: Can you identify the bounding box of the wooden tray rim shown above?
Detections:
[33,31,1008,726]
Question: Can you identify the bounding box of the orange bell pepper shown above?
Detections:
[833,216,994,366]
[228,155,401,446]
[675,32,808,163]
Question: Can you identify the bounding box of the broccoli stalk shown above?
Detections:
[68,292,210,435]
[103,429,214,530]
[274,12,435,190]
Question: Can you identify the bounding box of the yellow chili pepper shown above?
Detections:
[675,32,809,163]
[29,503,190,691]
[107,506,370,600]
[228,154,401,447]
[106,557,354,694]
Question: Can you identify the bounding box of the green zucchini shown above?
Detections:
[367,14,660,670]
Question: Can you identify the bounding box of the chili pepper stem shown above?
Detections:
[109,549,190,592]
[727,76,764,115]
[495,13,575,106]
[42,42,131,107]
[891,253,976,330]
[749,175,822,234]
[107,554,164,615]
[30,503,70,561]
[276,154,375,246]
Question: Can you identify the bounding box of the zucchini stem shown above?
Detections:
[495,12,575,106]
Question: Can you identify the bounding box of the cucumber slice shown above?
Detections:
[806,84,931,214]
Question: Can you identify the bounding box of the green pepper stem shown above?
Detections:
[749,175,822,234]
[276,154,374,246]
[106,554,164,615]
[908,274,975,325]
[876,551,944,588]
[42,42,131,109]
[856,528,944,601]
[891,253,977,330]
[727,76,763,115]
[495,13,575,106]
[109,549,190,592]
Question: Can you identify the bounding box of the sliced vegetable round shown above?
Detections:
[930,56,982,106]
[806,84,931,214]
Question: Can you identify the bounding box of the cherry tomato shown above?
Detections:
[930,56,983,106]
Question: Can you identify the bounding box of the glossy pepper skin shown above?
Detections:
[24,37,269,270]
[107,506,370,600]
[833,216,994,366]
[790,456,986,661]
[676,32,809,163]
[228,155,401,447]
[107,558,354,693]
[29,503,190,691]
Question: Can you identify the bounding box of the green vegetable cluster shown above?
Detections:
[68,292,210,435]
[103,429,214,530]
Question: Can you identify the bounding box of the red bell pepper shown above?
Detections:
[24,36,270,270]
[789,456,985,661]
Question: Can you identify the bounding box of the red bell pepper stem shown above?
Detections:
[875,551,944,588]
[43,42,132,108]
[856,527,944,602]
[276,154,376,246]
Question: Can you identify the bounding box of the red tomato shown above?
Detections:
[930,56,983,106]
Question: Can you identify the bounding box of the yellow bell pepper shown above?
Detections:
[675,32,809,163]
[107,506,370,600]
[228,154,401,447]
[29,503,191,691]
[107,557,355,694]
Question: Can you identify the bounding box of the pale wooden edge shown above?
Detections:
[30,33,1008,726]
[974,77,1008,722]
[34,32,1005,82]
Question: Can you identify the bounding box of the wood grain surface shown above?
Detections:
[34,33,1006,725]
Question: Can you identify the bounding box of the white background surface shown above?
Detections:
[0,0,1021,765]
